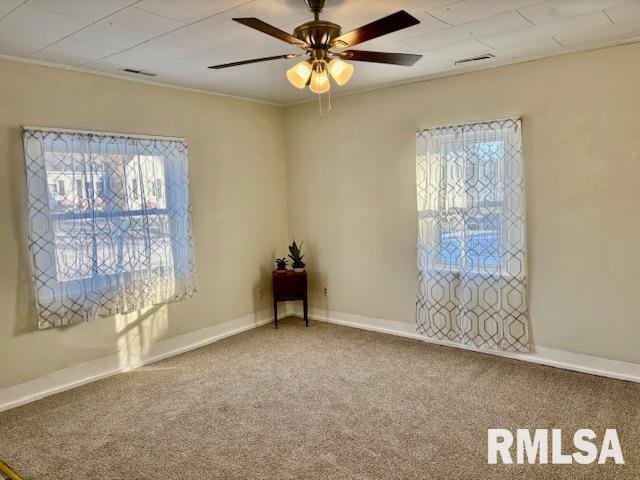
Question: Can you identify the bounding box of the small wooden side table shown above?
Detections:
[272,270,308,329]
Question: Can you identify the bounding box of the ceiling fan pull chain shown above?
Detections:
[318,92,323,117]
[328,86,332,112]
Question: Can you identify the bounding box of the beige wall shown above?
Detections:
[284,42,640,364]
[2,42,639,389]
[0,59,288,388]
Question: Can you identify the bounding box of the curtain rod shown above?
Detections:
[417,116,521,133]
[23,126,186,142]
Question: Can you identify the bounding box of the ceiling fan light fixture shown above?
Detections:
[209,5,424,111]
[286,60,312,89]
[328,58,353,86]
[309,64,330,94]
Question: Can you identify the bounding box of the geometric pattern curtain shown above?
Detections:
[416,119,529,352]
[23,128,197,329]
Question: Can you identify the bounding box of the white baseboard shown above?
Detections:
[0,309,281,413]
[290,306,640,384]
[3,306,638,413]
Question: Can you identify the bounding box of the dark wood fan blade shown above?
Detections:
[233,18,308,48]
[209,54,301,69]
[332,11,420,48]
[338,50,422,66]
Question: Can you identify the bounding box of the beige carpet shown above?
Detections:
[1,318,639,479]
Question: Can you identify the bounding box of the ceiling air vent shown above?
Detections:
[121,68,157,77]
[454,53,495,66]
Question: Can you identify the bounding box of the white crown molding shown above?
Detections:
[288,305,640,384]
[0,309,284,413]
[0,54,282,107]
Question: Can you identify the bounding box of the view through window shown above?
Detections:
[23,129,197,328]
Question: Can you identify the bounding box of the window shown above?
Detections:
[416,122,524,275]
[431,138,504,271]
[415,119,528,351]
[23,128,197,329]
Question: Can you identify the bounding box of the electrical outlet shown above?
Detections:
[324,286,328,296]
[257,287,263,299]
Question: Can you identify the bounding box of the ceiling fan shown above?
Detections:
[209,0,423,94]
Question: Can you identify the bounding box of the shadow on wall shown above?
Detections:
[302,239,329,316]
[8,126,38,337]
[252,260,273,317]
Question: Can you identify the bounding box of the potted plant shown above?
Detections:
[288,240,305,272]
[275,257,288,272]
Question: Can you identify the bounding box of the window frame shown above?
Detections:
[417,130,513,276]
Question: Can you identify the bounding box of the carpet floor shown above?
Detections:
[1,318,639,479]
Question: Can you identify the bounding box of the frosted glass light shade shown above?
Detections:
[328,59,354,86]
[286,61,312,89]
[309,67,330,94]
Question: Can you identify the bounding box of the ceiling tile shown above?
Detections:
[480,25,546,49]
[145,61,203,82]
[28,0,136,22]
[177,36,297,70]
[72,6,184,50]
[329,0,410,25]
[0,38,36,56]
[161,11,250,50]
[518,0,636,25]
[491,36,563,60]
[0,0,24,19]
[0,3,88,55]
[76,58,123,75]
[233,0,312,28]
[480,11,614,49]
[545,11,615,45]
[411,0,462,8]
[312,10,360,33]
[94,40,200,70]
[419,39,491,63]
[329,0,448,40]
[403,11,532,51]
[135,0,248,24]
[605,2,640,23]
[352,37,424,54]
[428,0,542,24]
[28,37,118,65]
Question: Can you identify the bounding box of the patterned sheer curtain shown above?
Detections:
[415,119,529,352]
[23,128,197,329]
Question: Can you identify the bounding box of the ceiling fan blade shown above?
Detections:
[332,10,420,48]
[209,54,301,69]
[233,18,308,49]
[338,50,422,66]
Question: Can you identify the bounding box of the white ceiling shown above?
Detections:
[1,0,639,104]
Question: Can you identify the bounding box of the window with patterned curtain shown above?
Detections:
[23,127,197,329]
[415,119,529,352]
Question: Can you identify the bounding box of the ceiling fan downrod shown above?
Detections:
[304,0,327,21]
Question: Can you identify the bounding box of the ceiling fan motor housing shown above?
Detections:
[294,21,341,50]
